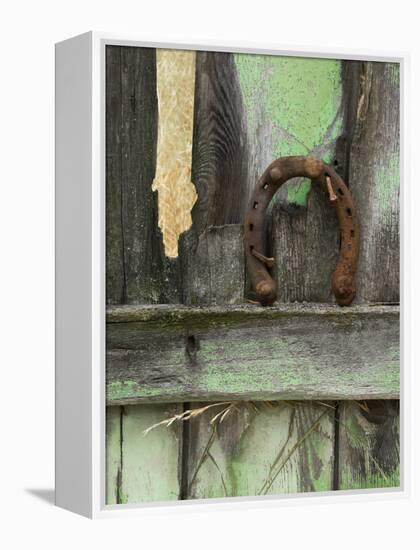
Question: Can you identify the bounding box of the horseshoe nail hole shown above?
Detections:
[350,229,355,237]
[250,245,254,251]
[333,160,339,167]
[338,188,344,196]
[253,201,258,209]
[346,208,352,216]
[249,223,254,231]
[262,182,269,190]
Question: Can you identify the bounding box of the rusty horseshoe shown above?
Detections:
[244,156,360,307]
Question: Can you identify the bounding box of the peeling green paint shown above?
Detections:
[107,380,185,402]
[107,380,140,402]
[265,57,341,155]
[107,315,400,404]
[235,54,343,205]
[118,404,182,504]
[287,179,311,206]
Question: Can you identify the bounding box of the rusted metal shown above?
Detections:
[244,156,360,307]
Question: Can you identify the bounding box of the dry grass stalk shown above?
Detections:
[143,400,333,435]
[142,400,391,494]
[142,402,232,436]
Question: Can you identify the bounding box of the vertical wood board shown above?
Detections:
[189,51,250,235]
[337,401,400,489]
[120,404,183,503]
[106,46,178,305]
[106,46,182,504]
[336,61,400,490]
[179,224,245,305]
[178,51,251,302]
[348,62,400,304]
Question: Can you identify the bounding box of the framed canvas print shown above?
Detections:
[55,32,406,518]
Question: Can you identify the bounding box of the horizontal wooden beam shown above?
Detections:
[106,304,399,405]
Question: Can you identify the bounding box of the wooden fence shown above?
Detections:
[105,47,400,504]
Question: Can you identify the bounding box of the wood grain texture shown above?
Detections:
[234,55,344,205]
[189,51,249,235]
[335,61,400,492]
[337,401,400,489]
[106,303,399,405]
[178,52,250,304]
[183,402,335,499]
[179,224,244,305]
[271,187,340,303]
[106,46,178,304]
[106,47,125,303]
[347,62,400,303]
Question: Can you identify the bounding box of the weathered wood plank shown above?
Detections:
[105,46,178,305]
[348,62,400,303]
[179,225,244,305]
[337,401,400,489]
[335,61,400,491]
[183,401,335,498]
[178,51,250,304]
[105,47,183,505]
[106,47,125,303]
[271,188,340,303]
[119,404,183,503]
[189,51,249,235]
[106,304,399,404]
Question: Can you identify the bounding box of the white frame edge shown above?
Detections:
[55,31,410,519]
[55,31,94,517]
